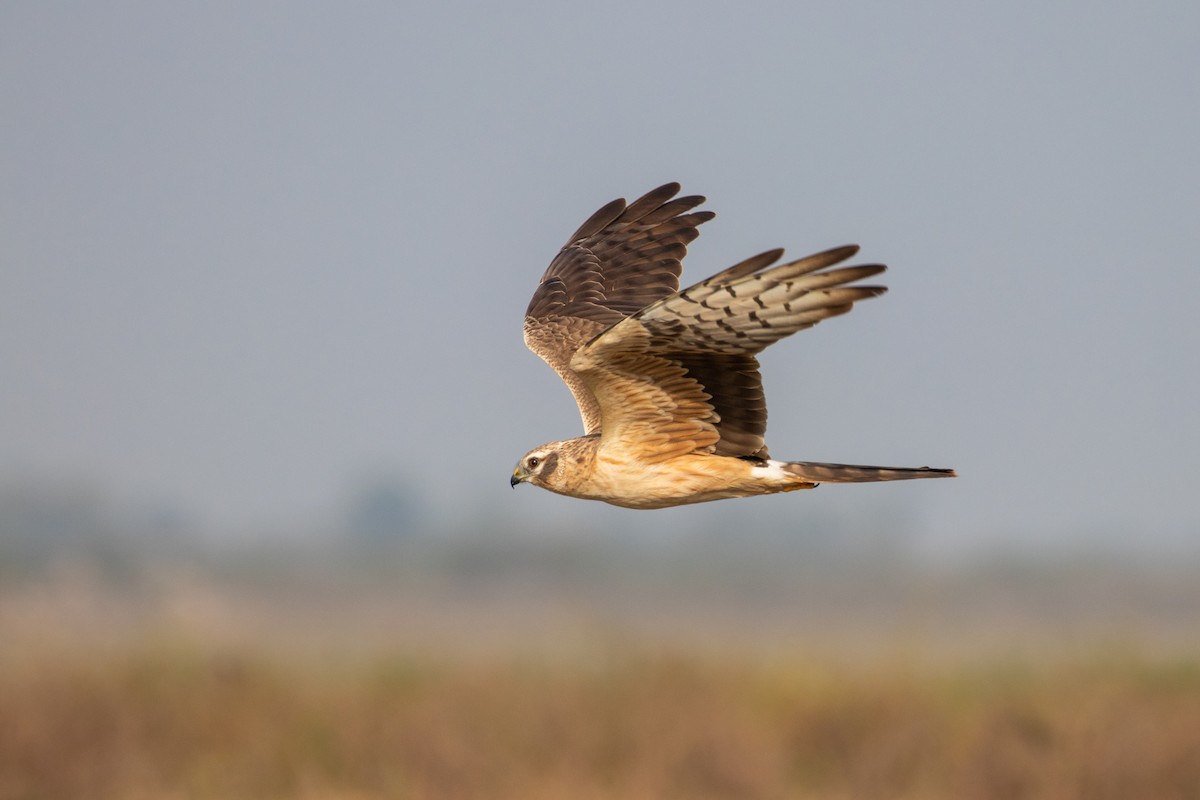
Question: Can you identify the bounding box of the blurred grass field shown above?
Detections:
[4,643,1200,799]
[2,540,1199,799]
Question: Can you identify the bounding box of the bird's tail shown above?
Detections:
[783,460,956,483]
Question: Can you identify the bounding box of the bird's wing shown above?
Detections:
[570,246,886,462]
[523,183,713,434]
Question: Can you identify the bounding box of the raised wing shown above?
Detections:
[523,183,713,434]
[569,246,887,461]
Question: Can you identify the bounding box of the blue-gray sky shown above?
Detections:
[3,2,1198,558]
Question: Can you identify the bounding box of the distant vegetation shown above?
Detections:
[4,480,1200,798]
[2,640,1199,799]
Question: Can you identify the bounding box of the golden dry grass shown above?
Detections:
[2,643,1200,800]
[3,555,1200,800]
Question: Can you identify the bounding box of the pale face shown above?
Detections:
[510,447,558,488]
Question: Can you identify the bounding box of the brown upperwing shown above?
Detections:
[522,183,713,433]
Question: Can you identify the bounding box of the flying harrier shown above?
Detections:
[510,183,954,508]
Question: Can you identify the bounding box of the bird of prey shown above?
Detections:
[510,183,954,508]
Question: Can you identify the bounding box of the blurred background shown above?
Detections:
[2,2,1199,798]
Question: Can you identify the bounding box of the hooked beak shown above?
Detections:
[510,470,523,488]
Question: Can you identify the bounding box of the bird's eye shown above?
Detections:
[527,457,540,468]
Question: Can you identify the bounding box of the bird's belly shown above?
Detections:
[582,453,762,509]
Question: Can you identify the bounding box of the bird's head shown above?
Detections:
[510,445,560,490]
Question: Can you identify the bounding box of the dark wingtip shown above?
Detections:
[569,196,627,241]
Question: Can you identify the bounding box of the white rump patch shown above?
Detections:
[754,459,792,480]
